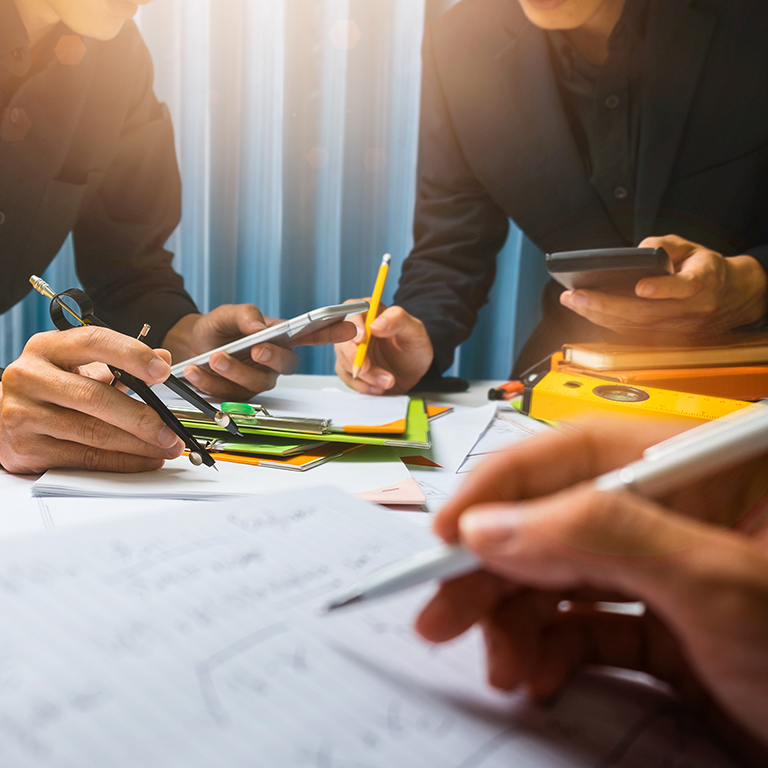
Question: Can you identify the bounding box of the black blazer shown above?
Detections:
[0,11,197,349]
[394,0,768,376]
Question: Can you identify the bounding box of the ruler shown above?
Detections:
[521,370,751,424]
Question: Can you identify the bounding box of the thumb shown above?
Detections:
[637,234,694,266]
[232,303,268,335]
[369,306,428,344]
[458,486,718,599]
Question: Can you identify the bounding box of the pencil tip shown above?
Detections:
[352,366,360,381]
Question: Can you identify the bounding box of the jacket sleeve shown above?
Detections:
[739,245,768,331]
[72,33,197,349]
[393,27,510,374]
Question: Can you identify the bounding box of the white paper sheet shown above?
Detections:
[0,469,49,538]
[32,445,412,501]
[401,404,496,512]
[457,407,551,474]
[0,488,738,767]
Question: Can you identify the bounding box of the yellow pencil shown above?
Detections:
[352,253,391,380]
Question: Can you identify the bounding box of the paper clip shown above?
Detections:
[220,403,331,434]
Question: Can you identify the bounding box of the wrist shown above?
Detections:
[161,314,201,364]
[724,255,768,327]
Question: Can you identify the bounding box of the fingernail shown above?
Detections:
[157,425,177,448]
[185,367,200,384]
[569,292,588,308]
[369,386,384,396]
[166,439,184,458]
[145,458,165,471]
[213,356,230,373]
[370,318,388,332]
[636,281,654,297]
[254,346,271,363]
[148,358,170,381]
[376,374,392,388]
[460,511,522,547]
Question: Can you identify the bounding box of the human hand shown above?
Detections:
[0,327,184,474]
[559,235,768,337]
[164,304,354,401]
[416,421,768,766]
[334,302,434,395]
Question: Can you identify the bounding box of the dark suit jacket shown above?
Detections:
[0,8,197,349]
[393,0,768,377]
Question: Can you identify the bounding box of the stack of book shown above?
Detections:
[553,333,768,401]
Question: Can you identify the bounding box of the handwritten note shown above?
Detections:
[0,487,737,767]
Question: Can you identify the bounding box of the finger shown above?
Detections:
[560,289,688,326]
[298,321,357,347]
[635,272,704,300]
[209,345,297,388]
[183,361,278,400]
[636,249,723,300]
[638,234,695,265]
[522,620,581,700]
[27,435,168,473]
[415,571,509,643]
[433,418,685,541]
[456,487,722,603]
[203,344,297,378]
[481,591,563,691]
[334,356,386,396]
[334,337,393,395]
[31,326,171,384]
[369,305,427,343]
[212,304,268,338]
[7,364,186,452]
[39,402,184,460]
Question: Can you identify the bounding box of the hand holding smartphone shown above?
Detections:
[170,301,369,378]
[546,247,674,293]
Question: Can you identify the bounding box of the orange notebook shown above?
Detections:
[561,334,768,371]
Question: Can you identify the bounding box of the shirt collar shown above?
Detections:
[0,0,32,77]
[547,0,650,79]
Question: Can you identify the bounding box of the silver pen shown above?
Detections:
[322,402,768,613]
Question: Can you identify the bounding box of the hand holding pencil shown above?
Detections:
[334,254,435,396]
[352,254,391,380]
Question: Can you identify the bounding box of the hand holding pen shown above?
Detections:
[325,416,768,765]
[334,254,435,396]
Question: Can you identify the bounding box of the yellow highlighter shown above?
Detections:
[352,253,391,380]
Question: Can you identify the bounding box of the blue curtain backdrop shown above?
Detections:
[0,0,549,379]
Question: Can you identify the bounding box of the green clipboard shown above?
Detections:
[194,434,330,457]
[179,398,431,450]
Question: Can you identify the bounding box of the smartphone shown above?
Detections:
[545,247,674,293]
[171,301,369,377]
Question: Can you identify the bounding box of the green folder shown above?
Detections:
[179,398,431,450]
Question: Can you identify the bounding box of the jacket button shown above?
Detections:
[614,186,629,200]
[0,211,6,225]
